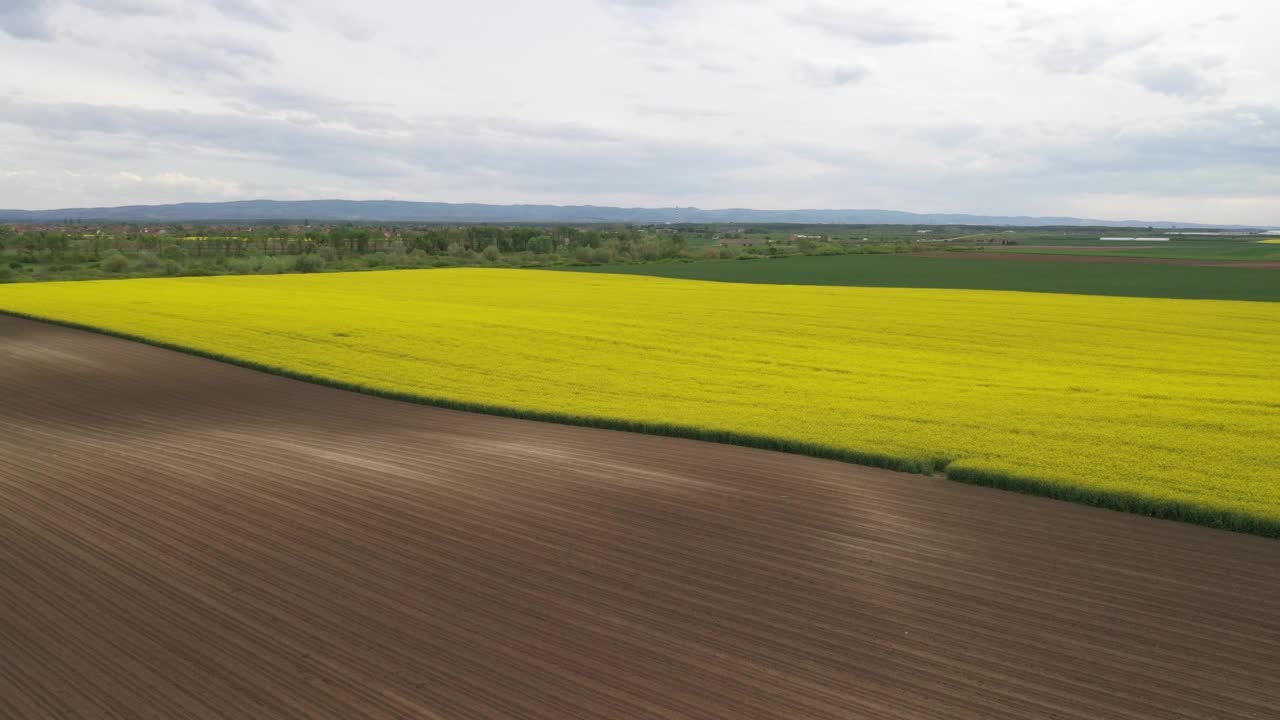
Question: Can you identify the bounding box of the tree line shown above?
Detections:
[0,223,695,281]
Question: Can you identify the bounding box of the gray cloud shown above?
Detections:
[0,0,277,42]
[834,102,1280,208]
[144,35,276,81]
[1103,107,1280,171]
[212,0,287,31]
[1134,56,1228,99]
[78,0,175,16]
[794,56,875,87]
[789,5,942,45]
[916,124,984,146]
[227,86,404,129]
[1009,6,1159,75]
[921,105,1280,189]
[0,97,763,195]
[632,104,726,120]
[1035,31,1157,75]
[333,13,375,43]
[600,0,683,9]
[0,0,56,40]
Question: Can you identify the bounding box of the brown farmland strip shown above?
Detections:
[1,315,1278,719]
[916,251,1280,268]
[1001,245,1163,251]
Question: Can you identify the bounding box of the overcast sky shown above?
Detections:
[1,0,1277,224]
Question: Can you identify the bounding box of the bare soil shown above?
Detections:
[918,251,1280,268]
[981,245,1161,251]
[2,315,1278,719]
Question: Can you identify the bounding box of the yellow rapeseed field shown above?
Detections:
[2,269,1277,532]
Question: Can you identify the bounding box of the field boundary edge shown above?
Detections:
[4,308,1275,539]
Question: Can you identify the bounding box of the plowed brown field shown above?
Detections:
[917,251,1280,268]
[2,314,1278,719]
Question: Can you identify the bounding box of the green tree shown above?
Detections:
[528,235,554,254]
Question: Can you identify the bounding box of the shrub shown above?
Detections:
[256,257,282,274]
[482,244,501,262]
[637,241,663,261]
[0,266,12,282]
[100,253,130,273]
[138,252,162,270]
[162,260,182,276]
[295,254,326,273]
[717,246,737,260]
[226,258,256,275]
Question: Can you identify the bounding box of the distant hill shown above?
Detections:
[0,199,1260,228]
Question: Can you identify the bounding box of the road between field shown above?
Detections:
[1,315,1278,720]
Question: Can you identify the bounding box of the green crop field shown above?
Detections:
[559,253,1280,301]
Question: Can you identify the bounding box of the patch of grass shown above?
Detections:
[558,253,1280,301]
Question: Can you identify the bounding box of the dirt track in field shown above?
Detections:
[918,251,1280,268]
[2,315,1279,720]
